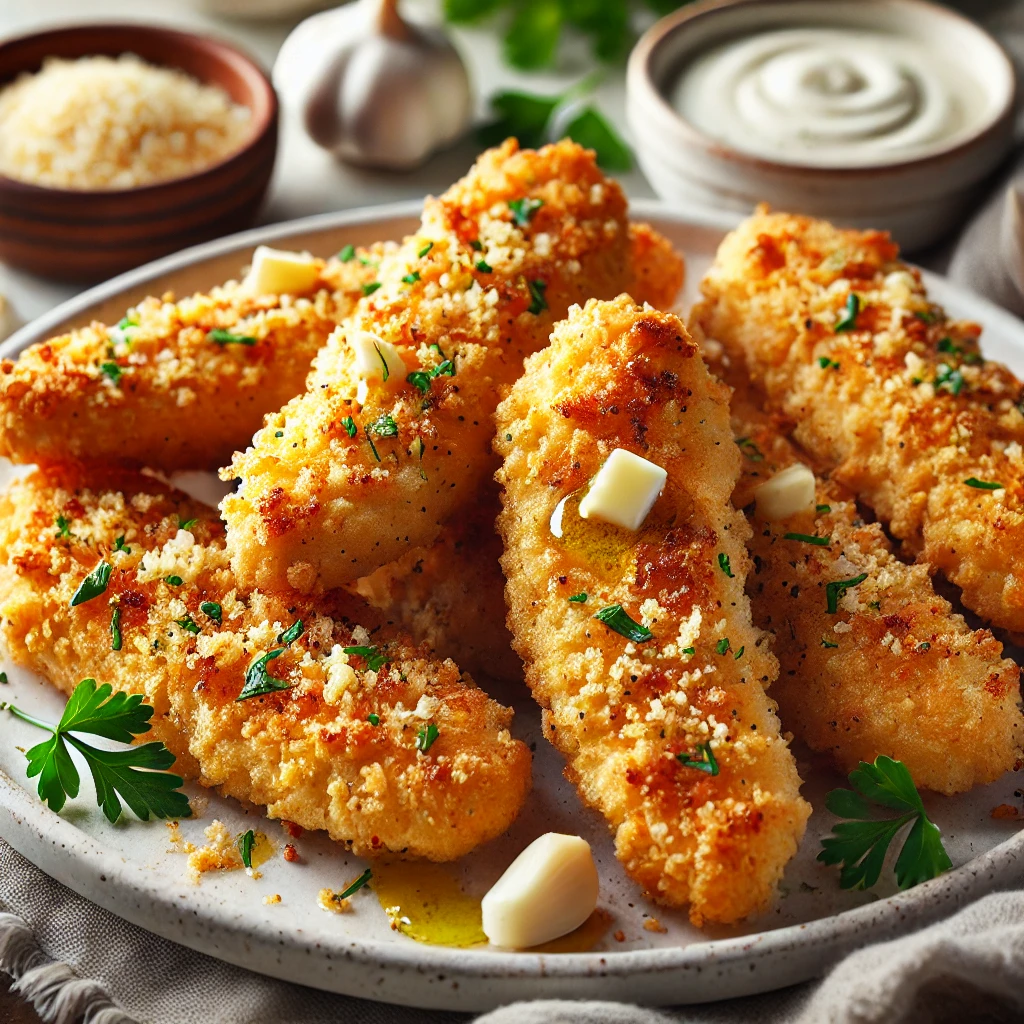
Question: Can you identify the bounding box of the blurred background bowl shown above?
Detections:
[0,23,278,281]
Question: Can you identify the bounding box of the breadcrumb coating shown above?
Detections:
[221,140,665,592]
[692,208,1024,635]
[0,465,530,860]
[495,296,809,925]
[706,344,1024,793]
[0,248,384,470]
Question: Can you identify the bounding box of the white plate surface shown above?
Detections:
[1,201,1023,1012]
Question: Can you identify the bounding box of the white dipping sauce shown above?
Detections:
[671,28,988,167]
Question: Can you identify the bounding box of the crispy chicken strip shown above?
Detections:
[0,465,530,860]
[692,208,1024,635]
[0,248,383,471]
[495,296,809,925]
[222,140,682,592]
[708,349,1024,793]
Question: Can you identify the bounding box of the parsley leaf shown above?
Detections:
[558,105,632,171]
[826,573,868,613]
[175,615,201,635]
[201,601,222,625]
[817,356,840,370]
[277,619,304,645]
[367,713,380,726]
[594,604,653,643]
[816,504,832,514]
[835,293,861,332]
[343,645,387,672]
[476,259,493,273]
[110,605,122,651]
[208,329,257,347]
[55,515,72,539]
[338,867,373,900]
[238,829,255,869]
[368,413,398,438]
[418,242,433,258]
[715,638,731,655]
[504,0,561,69]
[362,282,382,296]
[236,649,291,701]
[401,271,420,285]
[341,416,358,438]
[527,279,548,314]
[784,532,830,546]
[964,477,1003,491]
[338,244,356,262]
[100,361,123,385]
[70,562,112,607]
[934,362,964,396]
[406,357,457,395]
[113,535,131,554]
[735,436,764,461]
[416,723,440,753]
[178,517,198,531]
[821,637,839,649]
[677,742,719,775]
[165,575,183,587]
[568,592,588,603]
[1,679,190,823]
[509,197,544,226]
[717,553,734,578]
[818,755,952,890]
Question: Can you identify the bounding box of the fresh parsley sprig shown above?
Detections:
[818,755,951,890]
[1,679,190,823]
[593,604,652,643]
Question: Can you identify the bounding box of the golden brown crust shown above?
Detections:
[495,296,809,926]
[692,208,1024,634]
[0,249,383,471]
[0,464,530,860]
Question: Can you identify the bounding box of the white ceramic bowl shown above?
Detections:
[626,0,1016,251]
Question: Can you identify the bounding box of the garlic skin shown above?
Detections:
[274,0,472,171]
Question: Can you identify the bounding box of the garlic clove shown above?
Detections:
[481,833,599,949]
[243,246,321,296]
[755,463,817,520]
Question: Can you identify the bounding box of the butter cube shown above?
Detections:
[578,448,667,532]
[351,330,406,386]
[481,833,599,948]
[243,246,321,296]
[755,463,816,520]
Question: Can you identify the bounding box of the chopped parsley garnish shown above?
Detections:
[111,315,138,346]
[964,477,1003,490]
[55,515,71,539]
[175,615,201,635]
[509,197,543,226]
[341,416,358,438]
[275,430,284,438]
[715,638,731,655]
[367,713,380,726]
[0,673,7,684]
[816,504,831,514]
[784,532,830,546]
[401,271,420,284]
[236,649,291,701]
[362,281,382,296]
[937,337,981,364]
[343,645,386,672]
[110,606,122,652]
[821,637,839,649]
[418,242,433,258]
[415,723,440,753]
[916,310,938,324]
[201,601,222,625]
[470,239,483,251]
[277,619,304,645]
[917,641,931,652]
[835,293,860,332]
[338,244,356,262]
[825,573,868,614]
[682,646,695,656]
[734,646,745,659]
[178,517,198,531]
[338,867,373,900]
[208,329,257,347]
[165,575,183,587]
[238,829,255,869]
[476,259,493,273]
[113,535,131,555]
[934,362,964,396]
[677,742,719,776]
[735,436,764,462]
[593,604,653,643]
[368,413,399,437]
[366,432,381,462]
[817,356,840,370]
[818,755,951,890]
[0,678,190,823]
[717,553,734,578]
[100,361,123,385]
[527,279,548,315]
[406,358,456,394]
[568,592,588,603]
[70,562,112,608]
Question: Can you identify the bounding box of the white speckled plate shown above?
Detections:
[1,201,1023,1012]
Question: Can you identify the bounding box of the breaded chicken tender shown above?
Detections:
[693,208,1024,635]
[0,248,383,470]
[495,296,810,925]
[713,362,1024,793]
[0,465,530,860]
[222,140,682,592]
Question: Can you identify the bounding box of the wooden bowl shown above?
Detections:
[0,24,278,281]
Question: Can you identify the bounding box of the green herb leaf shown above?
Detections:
[568,592,588,603]
[0,672,7,684]
[964,477,1003,490]
[401,272,420,285]
[278,620,304,645]
[175,615,201,635]
[527,279,548,315]
[717,553,734,578]
[821,637,839,649]
[734,646,745,659]
[415,723,440,753]
[677,742,719,775]
[70,562,112,608]
[362,282,382,296]
[682,646,695,656]
[55,515,71,539]
[735,436,764,462]
[818,755,951,890]
[238,829,255,869]
[817,356,840,370]
[715,637,731,655]
[110,606,122,652]
[165,575,183,587]
[208,329,257,347]
[3,678,190,823]
[784,532,831,546]
[470,239,483,252]
[418,242,434,258]
[368,413,399,438]
[113,535,131,554]
[825,573,868,614]
[934,362,964,396]
[504,0,562,70]
[201,601,222,625]
[341,416,358,438]
[343,645,387,673]
[476,259,493,273]
[178,518,198,531]
[509,197,545,226]
[100,361,123,385]
[560,105,632,171]
[835,293,861,333]
[236,649,291,702]
[816,504,832,514]
[338,244,356,262]
[367,713,380,726]
[338,867,373,900]
[594,604,653,643]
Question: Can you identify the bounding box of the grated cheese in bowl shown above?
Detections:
[0,53,253,190]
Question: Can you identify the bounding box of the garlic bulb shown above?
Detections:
[273,0,472,170]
